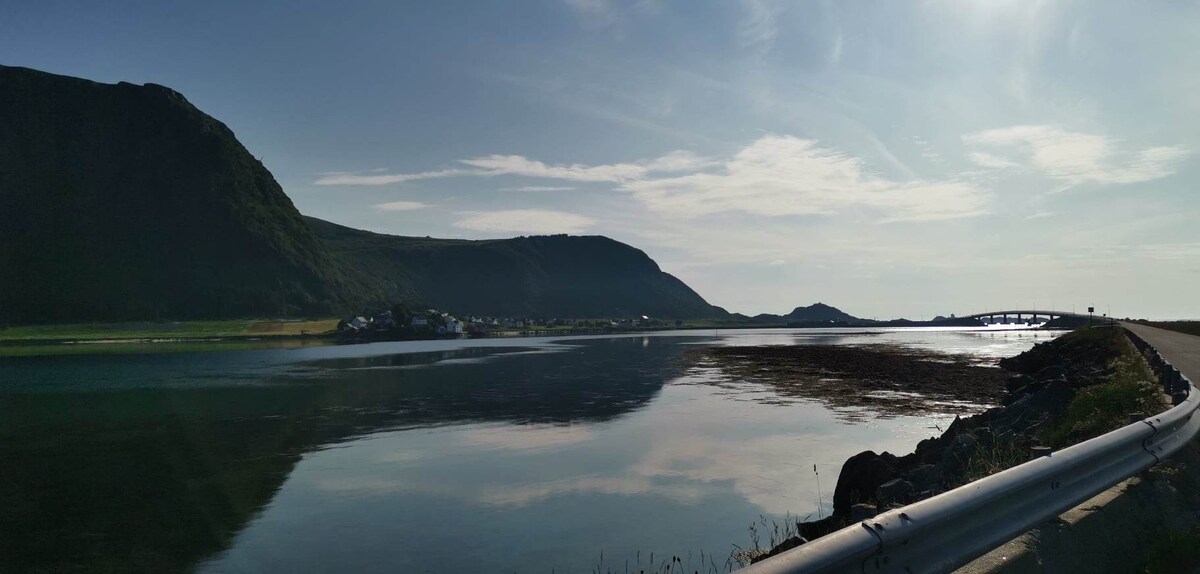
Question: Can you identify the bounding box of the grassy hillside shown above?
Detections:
[309,217,726,319]
[0,65,724,323]
[0,65,352,322]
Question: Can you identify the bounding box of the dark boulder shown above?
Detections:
[875,478,915,507]
[832,450,899,515]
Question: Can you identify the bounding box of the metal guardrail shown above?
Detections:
[742,330,1199,574]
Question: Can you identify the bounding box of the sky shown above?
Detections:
[4,0,1199,319]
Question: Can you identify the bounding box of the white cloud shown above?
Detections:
[459,154,647,182]
[454,209,596,234]
[373,200,429,211]
[642,150,717,172]
[461,424,595,450]
[329,136,988,222]
[501,186,577,192]
[963,125,1189,186]
[322,149,714,187]
[621,136,989,221]
[967,152,1020,169]
[314,169,470,186]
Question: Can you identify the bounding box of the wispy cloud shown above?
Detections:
[963,125,1189,186]
[459,155,647,182]
[967,152,1020,169]
[314,169,471,186]
[501,186,577,192]
[829,32,844,65]
[320,150,713,186]
[643,150,717,172]
[373,200,429,211]
[621,136,989,221]
[740,0,785,55]
[323,136,987,222]
[563,0,618,26]
[454,209,596,234]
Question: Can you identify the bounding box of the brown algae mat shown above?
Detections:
[691,344,1010,419]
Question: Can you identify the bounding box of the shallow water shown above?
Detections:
[0,327,1061,573]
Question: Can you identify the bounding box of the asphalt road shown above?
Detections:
[1123,322,1200,384]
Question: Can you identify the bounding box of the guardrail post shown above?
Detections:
[1029,446,1052,460]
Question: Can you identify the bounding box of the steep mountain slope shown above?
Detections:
[308,217,725,319]
[0,65,724,323]
[0,65,348,322]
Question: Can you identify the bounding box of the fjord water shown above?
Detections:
[0,328,1058,573]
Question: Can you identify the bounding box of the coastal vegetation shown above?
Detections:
[1039,335,1161,448]
[735,326,1170,563]
[0,319,339,342]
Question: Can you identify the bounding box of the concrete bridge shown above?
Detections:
[955,309,1095,325]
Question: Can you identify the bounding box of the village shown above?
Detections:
[335,306,683,341]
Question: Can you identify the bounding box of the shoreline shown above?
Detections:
[0,320,1057,350]
[739,326,1167,567]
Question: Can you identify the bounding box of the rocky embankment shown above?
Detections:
[752,327,1159,564]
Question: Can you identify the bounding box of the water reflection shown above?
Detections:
[0,329,1057,573]
[0,337,679,573]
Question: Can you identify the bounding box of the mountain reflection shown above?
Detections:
[0,337,681,573]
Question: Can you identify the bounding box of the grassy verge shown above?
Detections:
[0,318,340,343]
[1143,528,1200,573]
[1039,330,1162,449]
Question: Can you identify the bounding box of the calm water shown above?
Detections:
[0,327,1060,573]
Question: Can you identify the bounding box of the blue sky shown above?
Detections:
[5,0,1198,318]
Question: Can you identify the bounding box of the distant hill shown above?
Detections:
[308,218,725,319]
[785,302,859,323]
[0,65,724,323]
[737,303,863,325]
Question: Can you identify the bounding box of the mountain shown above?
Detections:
[0,64,349,323]
[736,303,862,325]
[308,217,725,319]
[784,302,860,323]
[0,65,723,323]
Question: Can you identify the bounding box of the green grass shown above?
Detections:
[1039,330,1164,448]
[1143,528,1200,573]
[0,319,339,343]
[0,338,336,358]
[959,438,1030,485]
